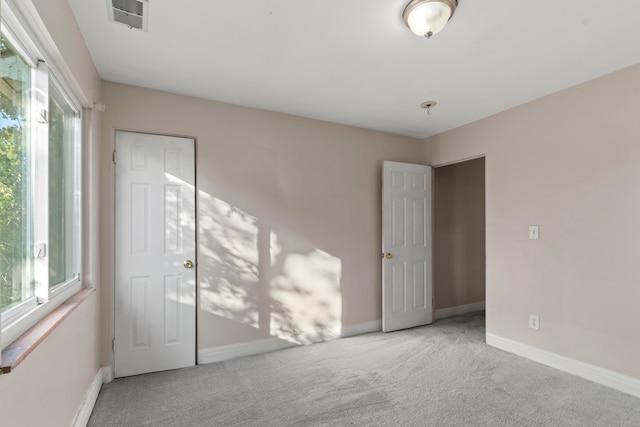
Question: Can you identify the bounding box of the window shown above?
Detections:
[0,4,81,347]
[48,84,81,291]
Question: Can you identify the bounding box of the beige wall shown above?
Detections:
[100,82,424,363]
[424,64,640,380]
[0,1,103,426]
[434,158,485,310]
[0,294,100,427]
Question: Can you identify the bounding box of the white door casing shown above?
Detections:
[382,161,433,332]
[114,131,196,377]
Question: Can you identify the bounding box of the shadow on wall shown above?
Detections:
[199,191,342,346]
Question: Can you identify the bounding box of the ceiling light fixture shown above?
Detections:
[403,0,457,39]
[420,101,437,115]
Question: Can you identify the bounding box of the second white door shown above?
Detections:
[114,131,196,378]
[382,161,433,332]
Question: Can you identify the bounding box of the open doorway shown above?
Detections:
[433,157,486,321]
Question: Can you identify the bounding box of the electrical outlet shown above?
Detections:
[529,225,540,240]
[529,314,540,330]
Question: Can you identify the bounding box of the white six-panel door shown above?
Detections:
[114,131,196,377]
[382,161,433,332]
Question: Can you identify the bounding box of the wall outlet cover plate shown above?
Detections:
[529,225,540,240]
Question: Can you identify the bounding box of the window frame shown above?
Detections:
[0,0,83,349]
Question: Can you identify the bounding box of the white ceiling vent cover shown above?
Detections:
[107,0,148,31]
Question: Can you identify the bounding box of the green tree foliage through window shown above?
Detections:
[0,35,34,310]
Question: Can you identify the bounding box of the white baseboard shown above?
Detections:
[487,333,640,399]
[198,337,299,364]
[198,321,383,365]
[101,366,114,384]
[436,301,485,320]
[71,369,102,427]
[341,320,382,337]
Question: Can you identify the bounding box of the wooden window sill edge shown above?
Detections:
[1,287,96,374]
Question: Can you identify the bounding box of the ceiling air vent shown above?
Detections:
[107,0,148,31]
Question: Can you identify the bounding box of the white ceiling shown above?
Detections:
[68,0,640,139]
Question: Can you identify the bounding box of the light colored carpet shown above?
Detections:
[88,312,640,426]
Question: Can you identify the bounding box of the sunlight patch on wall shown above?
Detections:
[270,242,342,345]
[199,194,260,329]
[198,192,344,346]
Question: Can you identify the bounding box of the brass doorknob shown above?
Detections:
[385,253,393,259]
[184,260,194,268]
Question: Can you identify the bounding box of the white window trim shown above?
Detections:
[33,59,50,303]
[0,2,38,66]
[3,0,91,107]
[1,280,81,347]
[0,298,37,328]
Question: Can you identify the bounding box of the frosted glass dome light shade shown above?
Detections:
[403,0,457,38]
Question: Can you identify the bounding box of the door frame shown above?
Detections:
[111,129,199,377]
[431,154,486,323]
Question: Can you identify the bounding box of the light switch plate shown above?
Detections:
[529,225,540,240]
